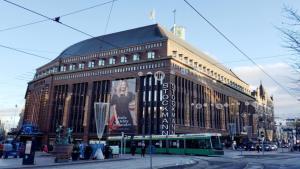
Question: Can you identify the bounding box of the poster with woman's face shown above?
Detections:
[109,79,137,135]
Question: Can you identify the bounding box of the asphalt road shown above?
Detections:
[187,161,300,169]
[186,150,300,169]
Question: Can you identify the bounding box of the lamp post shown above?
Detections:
[14,104,17,128]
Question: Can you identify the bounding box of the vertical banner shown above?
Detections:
[109,79,137,135]
[94,102,109,139]
[157,71,176,136]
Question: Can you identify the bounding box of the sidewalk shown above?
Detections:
[0,152,131,169]
[0,152,198,169]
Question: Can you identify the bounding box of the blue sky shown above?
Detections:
[0,0,300,128]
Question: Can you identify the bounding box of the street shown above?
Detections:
[187,149,300,169]
[1,149,300,169]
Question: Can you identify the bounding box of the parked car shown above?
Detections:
[270,144,278,151]
[262,144,271,151]
[0,142,3,157]
[245,143,256,151]
[3,142,17,158]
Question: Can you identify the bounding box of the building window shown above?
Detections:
[53,67,58,73]
[172,51,177,57]
[179,54,183,60]
[133,53,140,61]
[98,59,105,66]
[184,57,188,64]
[88,61,95,68]
[78,63,85,70]
[147,51,155,59]
[69,64,76,71]
[109,57,116,65]
[121,55,127,63]
[60,65,66,72]
[194,62,198,68]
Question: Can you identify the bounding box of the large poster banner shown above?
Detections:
[109,79,137,134]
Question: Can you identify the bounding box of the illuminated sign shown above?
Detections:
[161,82,176,135]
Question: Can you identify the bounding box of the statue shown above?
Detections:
[55,125,73,144]
[53,125,73,162]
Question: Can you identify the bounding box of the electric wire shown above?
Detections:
[0,43,52,60]
[3,0,119,48]
[104,0,115,34]
[213,53,296,66]
[184,0,297,100]
[0,0,118,32]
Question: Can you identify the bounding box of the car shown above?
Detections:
[245,143,256,151]
[0,143,3,157]
[262,144,271,151]
[2,141,21,159]
[270,144,278,151]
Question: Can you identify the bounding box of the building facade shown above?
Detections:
[251,83,275,141]
[23,24,261,144]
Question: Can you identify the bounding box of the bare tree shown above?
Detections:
[278,6,300,96]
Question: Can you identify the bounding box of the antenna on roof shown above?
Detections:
[172,9,176,33]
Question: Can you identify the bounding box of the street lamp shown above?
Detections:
[14,104,18,128]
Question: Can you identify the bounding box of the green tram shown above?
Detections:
[107,133,224,156]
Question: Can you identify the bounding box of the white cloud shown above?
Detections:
[233,62,300,119]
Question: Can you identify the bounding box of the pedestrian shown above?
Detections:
[43,145,48,153]
[84,144,93,160]
[256,144,260,153]
[104,144,111,159]
[130,143,136,156]
[232,141,236,150]
[141,144,146,157]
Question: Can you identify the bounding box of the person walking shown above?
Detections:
[141,144,146,157]
[130,143,136,156]
[43,145,48,153]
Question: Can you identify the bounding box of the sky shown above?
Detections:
[0,0,300,129]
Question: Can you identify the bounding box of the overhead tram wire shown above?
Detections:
[184,0,297,100]
[212,53,297,66]
[104,0,115,34]
[0,0,118,32]
[3,0,120,49]
[0,19,48,32]
[0,44,52,60]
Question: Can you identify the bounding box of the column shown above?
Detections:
[83,82,92,143]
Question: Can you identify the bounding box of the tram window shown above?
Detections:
[162,140,166,148]
[179,140,184,148]
[170,141,178,148]
[211,136,222,150]
[198,139,211,149]
[186,139,199,148]
[186,139,212,149]
[144,140,149,147]
[153,140,161,148]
